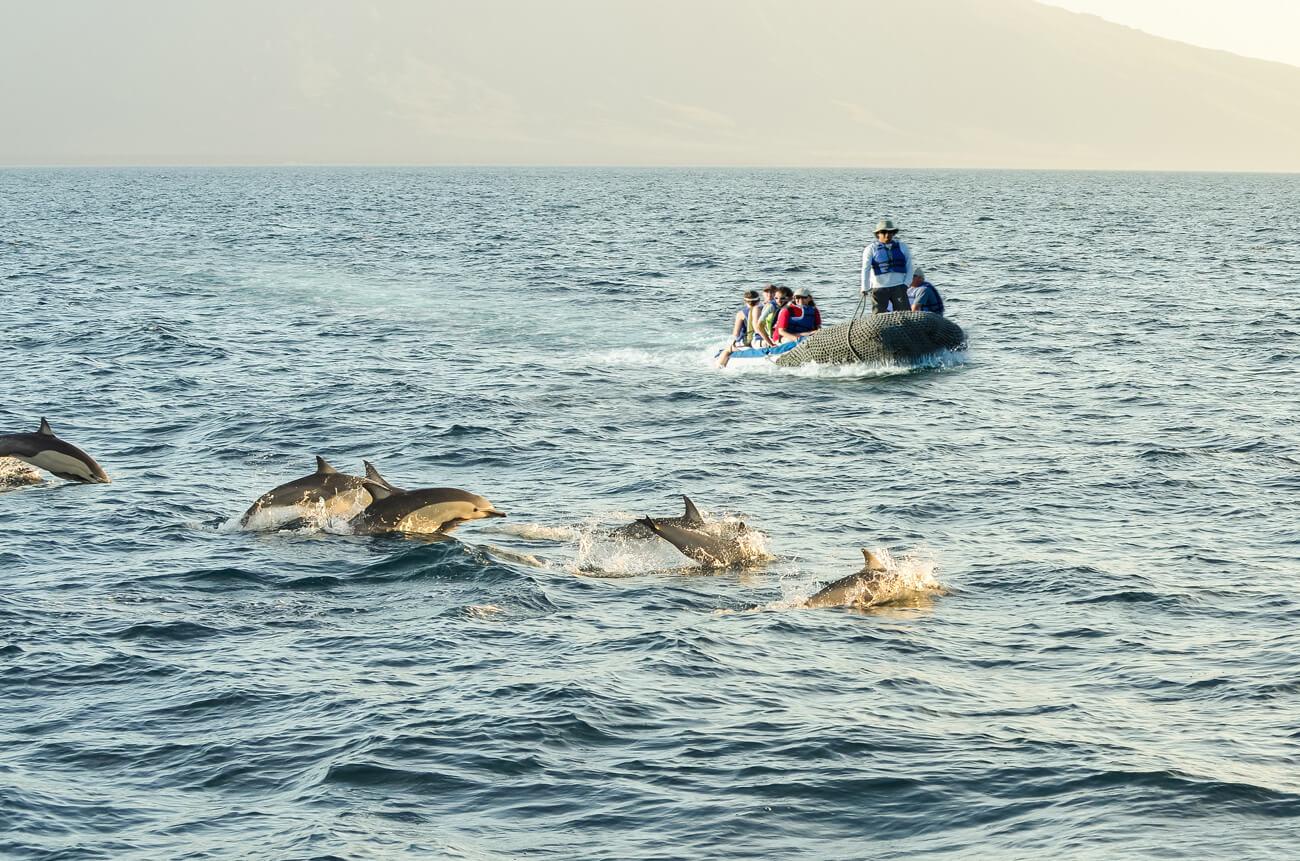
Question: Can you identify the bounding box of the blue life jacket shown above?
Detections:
[870,241,908,277]
[734,304,749,343]
[909,282,944,315]
[785,305,819,334]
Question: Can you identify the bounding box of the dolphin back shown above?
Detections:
[241,462,369,527]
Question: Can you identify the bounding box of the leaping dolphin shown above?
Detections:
[348,467,506,536]
[240,456,371,530]
[803,550,891,609]
[637,514,759,568]
[0,418,110,484]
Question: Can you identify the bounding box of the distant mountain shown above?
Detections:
[3,0,1299,169]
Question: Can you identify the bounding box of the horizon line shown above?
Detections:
[3,161,1299,176]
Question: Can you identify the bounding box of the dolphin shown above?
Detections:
[637,514,759,568]
[611,495,706,539]
[803,549,892,609]
[0,418,110,484]
[240,456,371,530]
[348,475,506,536]
[612,495,752,542]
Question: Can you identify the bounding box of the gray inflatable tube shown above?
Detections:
[774,311,966,368]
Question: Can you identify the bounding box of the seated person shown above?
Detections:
[907,267,945,315]
[774,288,822,343]
[728,290,761,346]
[717,290,762,368]
[753,283,780,347]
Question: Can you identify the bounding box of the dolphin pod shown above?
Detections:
[0,418,111,484]
[240,458,504,536]
[3,415,933,609]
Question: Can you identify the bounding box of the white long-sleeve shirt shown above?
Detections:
[860,240,913,292]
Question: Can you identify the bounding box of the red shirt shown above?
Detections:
[775,305,820,336]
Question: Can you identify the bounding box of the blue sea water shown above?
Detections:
[1,167,1298,860]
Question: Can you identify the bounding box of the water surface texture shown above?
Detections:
[2,168,1299,859]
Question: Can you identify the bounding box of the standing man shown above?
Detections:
[860,218,913,315]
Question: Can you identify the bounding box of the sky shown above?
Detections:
[1039,0,1300,67]
[1,0,1299,170]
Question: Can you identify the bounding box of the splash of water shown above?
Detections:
[710,347,969,379]
[0,456,43,488]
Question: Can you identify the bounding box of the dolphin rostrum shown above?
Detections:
[348,469,506,536]
[803,550,892,609]
[240,456,372,530]
[637,514,758,568]
[0,418,110,484]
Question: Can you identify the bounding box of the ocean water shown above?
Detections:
[1,167,1298,860]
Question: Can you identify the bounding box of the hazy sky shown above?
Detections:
[1039,0,1300,67]
[2,0,1299,170]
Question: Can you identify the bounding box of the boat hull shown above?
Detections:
[773,312,965,368]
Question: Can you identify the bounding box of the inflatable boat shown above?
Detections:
[717,311,966,368]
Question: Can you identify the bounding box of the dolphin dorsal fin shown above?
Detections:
[363,460,405,493]
[682,495,704,527]
[638,515,661,533]
[38,417,54,436]
[315,456,337,474]
[362,479,394,502]
[862,548,886,571]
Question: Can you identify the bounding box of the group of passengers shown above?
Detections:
[726,283,823,352]
[719,218,945,364]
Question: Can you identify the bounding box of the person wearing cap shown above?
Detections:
[753,283,781,346]
[774,288,822,343]
[861,218,913,314]
[907,266,945,315]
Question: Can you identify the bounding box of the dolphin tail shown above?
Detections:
[315,455,337,474]
[38,417,54,436]
[682,495,704,527]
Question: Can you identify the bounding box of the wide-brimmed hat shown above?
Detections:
[875,218,899,234]
[912,266,926,281]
